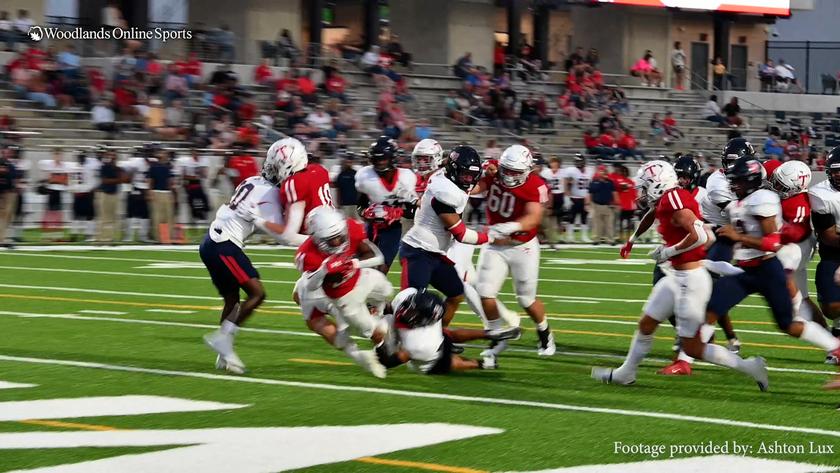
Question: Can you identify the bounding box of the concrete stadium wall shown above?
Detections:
[446,1,495,67]
[721,90,840,113]
[1,0,45,23]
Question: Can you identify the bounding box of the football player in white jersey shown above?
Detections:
[401,145,493,327]
[375,288,521,374]
[199,144,292,374]
[39,150,72,237]
[120,144,154,242]
[177,148,211,226]
[812,148,840,388]
[708,156,840,389]
[540,157,566,242]
[356,136,417,271]
[810,148,840,339]
[69,149,102,241]
[564,154,591,243]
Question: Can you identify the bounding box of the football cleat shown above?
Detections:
[657,360,692,376]
[203,331,246,374]
[500,306,522,329]
[451,344,465,354]
[671,334,681,353]
[747,356,769,392]
[480,353,498,370]
[591,367,635,385]
[356,350,387,379]
[482,340,509,358]
[537,329,556,356]
[727,337,741,354]
[486,326,521,342]
[214,354,226,371]
[825,346,840,365]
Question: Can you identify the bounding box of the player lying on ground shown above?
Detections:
[707,156,840,390]
[296,206,392,377]
[375,288,521,374]
[473,144,555,356]
[199,140,298,374]
[592,160,769,390]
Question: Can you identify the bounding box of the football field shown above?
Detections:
[0,245,839,472]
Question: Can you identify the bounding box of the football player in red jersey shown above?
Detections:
[592,160,768,388]
[473,144,555,356]
[223,148,259,188]
[295,206,391,378]
[767,160,828,329]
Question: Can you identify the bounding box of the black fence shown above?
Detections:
[766,41,840,95]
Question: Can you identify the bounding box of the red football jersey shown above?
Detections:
[780,192,811,244]
[280,163,334,232]
[485,173,549,243]
[227,155,259,188]
[656,188,705,265]
[295,219,366,298]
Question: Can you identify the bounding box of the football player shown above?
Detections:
[809,148,840,339]
[295,206,392,377]
[121,144,154,243]
[177,147,211,227]
[401,145,492,326]
[766,160,825,329]
[592,160,767,389]
[411,138,443,195]
[475,144,555,356]
[275,137,334,245]
[375,288,521,374]
[564,154,591,243]
[199,144,290,374]
[356,136,418,271]
[708,156,840,387]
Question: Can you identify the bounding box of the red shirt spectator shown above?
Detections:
[591,69,604,88]
[173,59,189,76]
[238,101,256,122]
[254,62,273,84]
[25,47,47,70]
[227,154,259,187]
[185,54,202,77]
[325,74,346,94]
[494,45,505,68]
[583,131,599,149]
[297,76,316,95]
[213,92,230,109]
[236,125,260,148]
[88,68,106,95]
[614,174,637,211]
[147,59,164,76]
[617,132,637,150]
[663,116,677,129]
[114,83,136,109]
[598,132,616,148]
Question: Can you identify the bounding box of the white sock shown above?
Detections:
[799,320,840,352]
[702,343,751,374]
[614,331,653,380]
[792,291,802,317]
[676,350,694,363]
[700,324,716,343]
[581,225,590,240]
[220,320,239,336]
[139,219,150,240]
[536,319,549,331]
[486,317,502,331]
[497,300,521,328]
[124,218,136,240]
[463,284,487,326]
[342,342,365,363]
[798,298,813,322]
[86,220,96,237]
[566,224,575,242]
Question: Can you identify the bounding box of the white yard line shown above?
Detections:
[1,353,839,439]
[0,312,832,376]
[79,310,128,315]
[146,309,195,314]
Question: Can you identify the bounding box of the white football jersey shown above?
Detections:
[121,157,151,189]
[39,160,71,191]
[402,170,469,254]
[540,168,565,194]
[69,157,102,193]
[692,186,708,206]
[701,170,733,226]
[809,179,840,223]
[10,157,30,186]
[177,155,210,182]
[565,166,591,199]
[355,166,418,206]
[725,188,782,262]
[391,288,445,374]
[208,175,283,248]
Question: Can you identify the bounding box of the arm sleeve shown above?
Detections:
[812,212,836,233]
[279,200,308,246]
[356,192,370,217]
[431,198,457,215]
[355,239,385,268]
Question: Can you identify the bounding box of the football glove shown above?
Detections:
[362,204,404,225]
[324,255,354,275]
[489,221,523,237]
[619,240,634,259]
[648,245,676,264]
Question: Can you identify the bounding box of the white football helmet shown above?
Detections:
[411,139,443,175]
[265,137,308,185]
[499,144,533,188]
[307,206,349,255]
[636,160,678,205]
[771,160,811,199]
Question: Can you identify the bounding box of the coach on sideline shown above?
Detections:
[96,149,122,243]
[147,149,176,243]
[0,151,16,246]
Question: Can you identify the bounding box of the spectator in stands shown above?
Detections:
[598,110,622,133]
[597,129,618,158]
[324,69,348,103]
[565,47,584,71]
[585,48,600,68]
[13,10,33,46]
[535,93,554,129]
[493,41,505,77]
[0,12,12,52]
[649,112,664,141]
[253,58,273,86]
[722,96,743,127]
[334,104,360,133]
[482,139,501,160]
[671,42,686,90]
[57,45,81,77]
[630,51,661,87]
[91,99,118,139]
[589,165,617,244]
[712,57,728,90]
[385,34,412,69]
[415,118,433,140]
[519,93,540,132]
[583,129,599,155]
[164,63,188,105]
[445,89,467,124]
[775,59,796,92]
[22,71,57,109]
[454,52,473,80]
[183,52,203,87]
[662,111,683,140]
[608,87,630,115]
[702,94,727,126]
[277,29,299,62]
[558,90,590,122]
[616,129,643,160]
[361,46,382,74]
[306,104,336,139]
[297,71,318,104]
[764,131,784,159]
[759,59,776,92]
[216,24,236,62]
[784,133,802,161]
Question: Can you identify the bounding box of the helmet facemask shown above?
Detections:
[316,229,349,255]
[500,165,528,188]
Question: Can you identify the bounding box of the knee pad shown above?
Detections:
[516,293,536,309]
[700,324,716,343]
